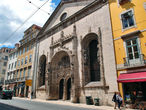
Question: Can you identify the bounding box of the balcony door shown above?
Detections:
[126,38,140,64]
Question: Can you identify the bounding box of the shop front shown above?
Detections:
[118,71,146,108]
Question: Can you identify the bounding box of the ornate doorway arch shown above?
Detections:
[49,50,72,100]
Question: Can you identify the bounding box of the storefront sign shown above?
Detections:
[25,80,32,86]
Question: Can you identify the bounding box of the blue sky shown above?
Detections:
[0,0,61,48]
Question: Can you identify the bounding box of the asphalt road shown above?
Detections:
[0,98,98,110]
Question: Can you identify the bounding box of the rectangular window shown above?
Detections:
[16,52,18,57]
[126,38,139,60]
[27,46,29,52]
[14,61,17,68]
[29,55,32,63]
[2,69,6,74]
[5,56,8,60]
[21,59,24,65]
[16,71,18,78]
[23,68,26,78]
[11,63,14,69]
[25,56,28,64]
[18,60,20,66]
[121,10,135,29]
[9,64,11,69]
[23,48,25,54]
[19,50,22,55]
[28,67,31,77]
[20,70,22,79]
[3,62,7,66]
[31,44,33,49]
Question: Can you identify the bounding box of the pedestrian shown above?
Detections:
[130,91,137,108]
[117,93,123,110]
[31,91,33,99]
[112,92,118,109]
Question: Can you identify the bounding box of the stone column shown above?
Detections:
[70,24,80,103]
[63,79,67,100]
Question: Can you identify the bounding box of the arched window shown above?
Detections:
[39,55,46,87]
[89,40,100,81]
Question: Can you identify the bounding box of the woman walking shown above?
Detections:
[117,93,123,110]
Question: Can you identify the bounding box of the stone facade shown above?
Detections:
[35,0,118,105]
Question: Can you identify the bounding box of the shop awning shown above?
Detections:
[117,72,146,83]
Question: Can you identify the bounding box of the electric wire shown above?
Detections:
[0,0,49,47]
[26,0,50,15]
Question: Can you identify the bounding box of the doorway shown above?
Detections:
[67,78,71,100]
[59,79,64,99]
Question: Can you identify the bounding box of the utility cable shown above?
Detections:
[26,0,50,15]
[0,0,49,47]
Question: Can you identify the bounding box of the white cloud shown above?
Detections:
[0,43,14,48]
[0,0,57,47]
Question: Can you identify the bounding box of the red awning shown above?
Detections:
[117,72,146,83]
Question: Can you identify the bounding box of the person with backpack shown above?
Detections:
[112,92,118,109]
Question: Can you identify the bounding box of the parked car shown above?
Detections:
[0,90,13,99]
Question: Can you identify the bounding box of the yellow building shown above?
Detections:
[109,0,146,103]
[15,24,41,97]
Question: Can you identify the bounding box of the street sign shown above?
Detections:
[25,80,32,86]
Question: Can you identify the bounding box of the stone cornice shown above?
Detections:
[37,0,107,41]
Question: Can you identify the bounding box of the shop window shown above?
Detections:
[121,9,135,29]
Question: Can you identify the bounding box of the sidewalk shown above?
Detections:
[13,97,135,110]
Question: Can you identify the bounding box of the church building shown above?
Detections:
[34,0,118,105]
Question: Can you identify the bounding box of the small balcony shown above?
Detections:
[117,54,146,70]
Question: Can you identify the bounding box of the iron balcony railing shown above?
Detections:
[123,54,146,67]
